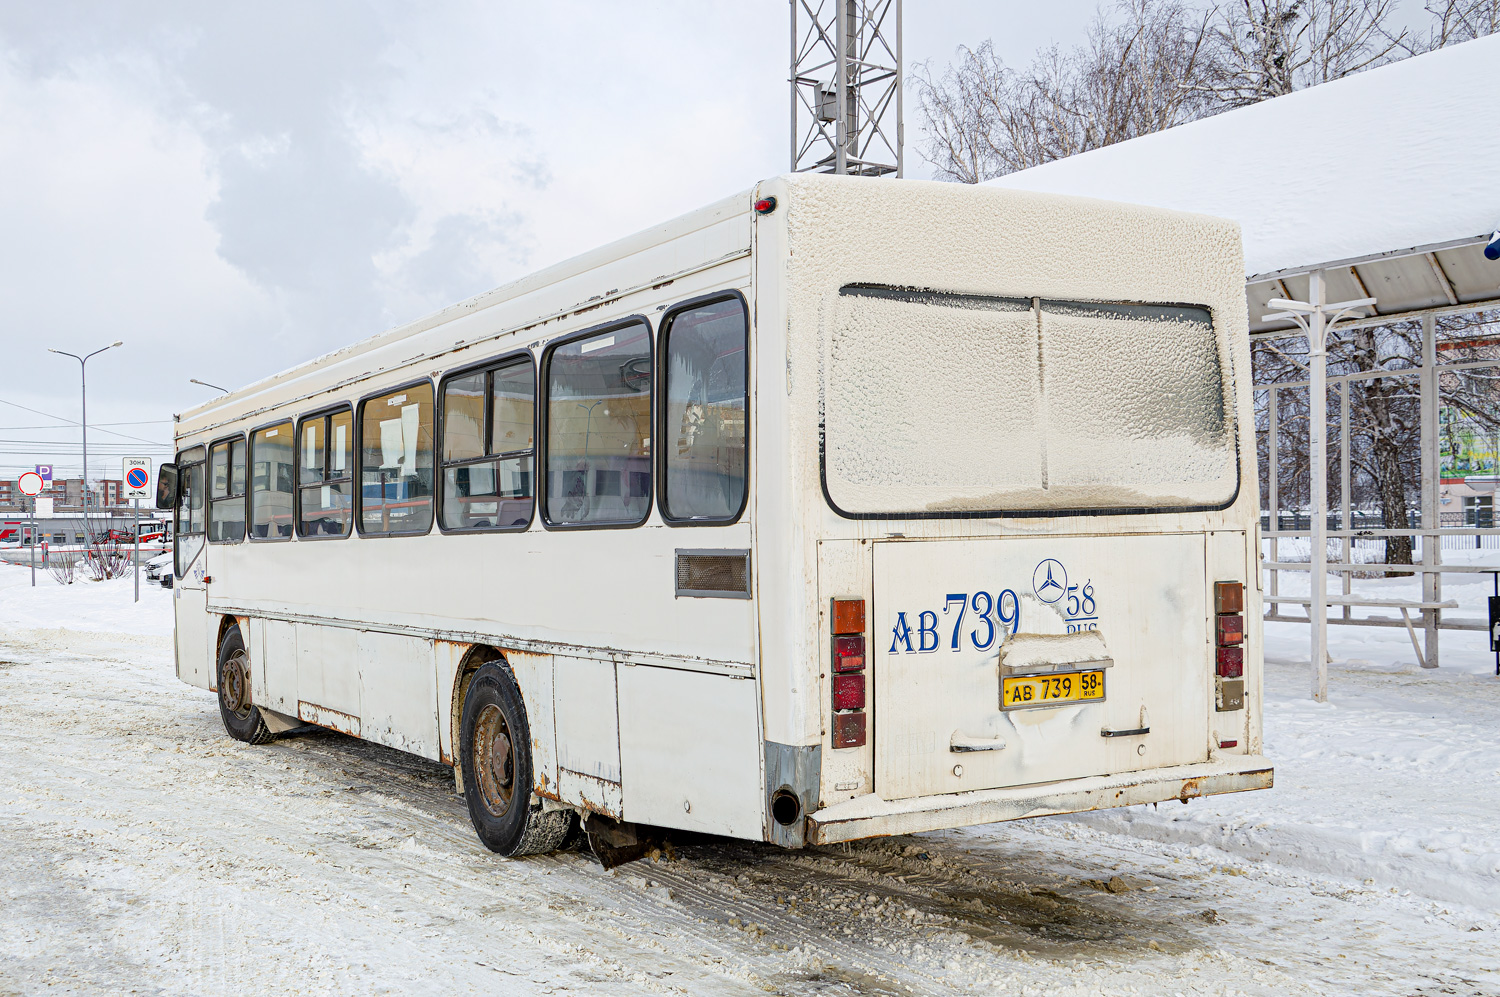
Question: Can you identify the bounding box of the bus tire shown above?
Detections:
[460,661,573,856]
[216,625,272,745]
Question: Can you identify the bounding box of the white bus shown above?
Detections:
[161,174,1270,863]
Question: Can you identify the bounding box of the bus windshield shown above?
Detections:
[823,286,1237,516]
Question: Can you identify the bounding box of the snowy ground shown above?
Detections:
[2,564,1498,996]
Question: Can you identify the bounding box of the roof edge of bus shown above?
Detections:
[172,174,1242,436]
[175,183,761,429]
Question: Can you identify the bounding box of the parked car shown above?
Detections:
[144,551,173,580]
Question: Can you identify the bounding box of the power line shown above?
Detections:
[0,397,169,447]
[0,420,171,430]
[0,439,171,446]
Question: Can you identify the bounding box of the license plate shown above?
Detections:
[1001,669,1105,710]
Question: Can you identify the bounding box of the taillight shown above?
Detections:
[830,597,867,748]
[1216,646,1244,678]
[832,673,865,710]
[1215,581,1244,615]
[1214,581,1245,712]
[832,635,865,672]
[832,711,865,748]
[832,598,865,635]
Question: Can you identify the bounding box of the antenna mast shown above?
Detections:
[790,0,902,177]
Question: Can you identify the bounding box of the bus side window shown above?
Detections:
[544,320,652,528]
[298,408,353,538]
[358,382,435,535]
[440,357,535,531]
[250,422,295,540]
[208,437,246,543]
[174,446,206,577]
[659,295,748,524]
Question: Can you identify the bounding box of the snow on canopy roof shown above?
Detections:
[987,33,1500,281]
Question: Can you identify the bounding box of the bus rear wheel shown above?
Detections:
[216,626,272,745]
[460,661,574,856]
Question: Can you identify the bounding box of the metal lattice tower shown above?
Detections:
[790,0,902,177]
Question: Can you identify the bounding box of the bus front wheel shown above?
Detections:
[459,661,574,856]
[216,626,273,745]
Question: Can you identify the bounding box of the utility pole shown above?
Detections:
[790,0,901,177]
[48,341,122,529]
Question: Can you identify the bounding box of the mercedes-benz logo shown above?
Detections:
[1032,559,1068,604]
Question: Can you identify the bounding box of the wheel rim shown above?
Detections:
[473,703,516,817]
[221,648,251,720]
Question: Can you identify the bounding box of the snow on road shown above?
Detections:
[2,565,1498,995]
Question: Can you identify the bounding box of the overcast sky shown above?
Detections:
[0,0,1184,480]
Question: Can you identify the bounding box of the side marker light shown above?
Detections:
[754,196,778,215]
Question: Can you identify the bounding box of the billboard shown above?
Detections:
[1439,406,1500,480]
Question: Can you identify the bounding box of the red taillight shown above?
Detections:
[1217,646,1243,678]
[830,597,867,747]
[1216,615,1244,646]
[832,711,865,748]
[1218,739,1238,749]
[832,635,865,672]
[1215,581,1244,615]
[832,672,865,710]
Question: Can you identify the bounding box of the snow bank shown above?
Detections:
[0,563,172,637]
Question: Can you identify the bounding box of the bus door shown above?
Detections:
[172,451,214,689]
[872,534,1212,801]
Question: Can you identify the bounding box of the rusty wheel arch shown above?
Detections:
[451,644,508,768]
[209,615,244,691]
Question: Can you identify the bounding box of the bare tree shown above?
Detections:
[1254,313,1500,565]
[1197,0,1410,106]
[912,0,1215,181]
[1423,0,1500,46]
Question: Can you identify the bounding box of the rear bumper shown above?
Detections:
[806,755,1273,845]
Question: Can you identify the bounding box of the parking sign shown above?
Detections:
[123,458,152,499]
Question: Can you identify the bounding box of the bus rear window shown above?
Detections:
[823,286,1236,516]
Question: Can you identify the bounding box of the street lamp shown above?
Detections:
[190,378,228,392]
[48,341,123,521]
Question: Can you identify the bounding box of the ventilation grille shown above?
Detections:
[675,549,751,599]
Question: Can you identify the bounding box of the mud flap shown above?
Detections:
[584,814,657,870]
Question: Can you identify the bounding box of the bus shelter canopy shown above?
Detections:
[987,33,1500,336]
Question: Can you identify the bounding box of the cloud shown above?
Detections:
[0,0,1104,480]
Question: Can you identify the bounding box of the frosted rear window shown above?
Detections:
[823,287,1235,516]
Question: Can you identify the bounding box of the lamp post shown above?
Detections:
[48,341,123,525]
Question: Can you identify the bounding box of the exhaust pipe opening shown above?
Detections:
[771,788,802,827]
